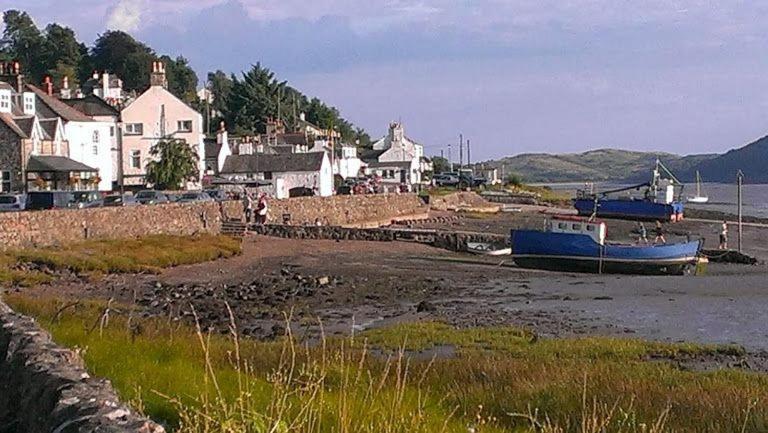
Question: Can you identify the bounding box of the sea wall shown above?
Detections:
[252,224,507,252]
[0,301,164,433]
[222,193,427,227]
[0,194,426,250]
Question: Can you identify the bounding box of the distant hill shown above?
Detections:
[477,149,717,183]
[685,135,768,184]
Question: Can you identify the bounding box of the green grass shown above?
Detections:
[4,297,767,433]
[0,234,241,285]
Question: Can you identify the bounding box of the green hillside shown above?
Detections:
[478,149,717,183]
[688,135,768,183]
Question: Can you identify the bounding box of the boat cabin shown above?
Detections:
[546,216,606,245]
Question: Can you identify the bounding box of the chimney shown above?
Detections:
[44,76,53,96]
[150,61,167,88]
[92,70,99,80]
[102,72,109,98]
[60,76,71,99]
[300,112,306,122]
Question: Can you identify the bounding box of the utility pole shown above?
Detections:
[459,134,463,169]
[737,170,744,253]
[448,143,453,172]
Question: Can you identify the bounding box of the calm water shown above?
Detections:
[537,182,768,218]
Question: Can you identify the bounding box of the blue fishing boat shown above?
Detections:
[574,159,685,222]
[511,217,702,275]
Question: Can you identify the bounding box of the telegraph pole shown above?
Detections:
[467,139,471,170]
[737,170,744,252]
[448,143,453,172]
[459,134,463,169]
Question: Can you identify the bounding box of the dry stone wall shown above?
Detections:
[0,194,426,250]
[0,301,164,433]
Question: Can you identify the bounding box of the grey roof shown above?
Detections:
[27,155,97,172]
[38,118,59,140]
[277,133,307,146]
[360,148,387,162]
[204,138,222,160]
[26,84,94,122]
[221,152,325,174]
[366,160,412,169]
[0,113,27,138]
[0,81,13,91]
[62,95,120,117]
[13,116,35,137]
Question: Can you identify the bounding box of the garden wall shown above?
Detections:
[0,194,427,250]
[0,301,164,433]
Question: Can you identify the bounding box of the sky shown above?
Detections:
[5,0,768,161]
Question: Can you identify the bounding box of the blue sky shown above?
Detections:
[5,0,768,160]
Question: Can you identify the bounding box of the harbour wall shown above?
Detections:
[0,194,426,250]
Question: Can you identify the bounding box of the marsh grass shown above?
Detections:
[4,296,767,433]
[0,235,241,286]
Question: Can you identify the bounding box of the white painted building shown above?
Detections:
[220,152,333,199]
[27,84,113,191]
[362,122,426,187]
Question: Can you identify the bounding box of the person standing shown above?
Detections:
[256,193,269,224]
[636,222,648,245]
[242,192,253,224]
[719,220,728,250]
[653,220,666,244]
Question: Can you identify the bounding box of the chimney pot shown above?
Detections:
[93,70,99,80]
[13,62,20,74]
[63,76,69,89]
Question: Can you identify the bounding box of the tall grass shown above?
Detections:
[4,296,767,433]
[0,234,241,285]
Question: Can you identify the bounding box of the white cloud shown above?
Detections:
[107,0,145,32]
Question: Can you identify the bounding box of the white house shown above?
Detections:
[27,83,113,191]
[362,122,425,187]
[220,152,333,199]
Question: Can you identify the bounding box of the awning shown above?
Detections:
[27,155,98,172]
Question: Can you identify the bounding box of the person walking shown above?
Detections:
[242,192,253,224]
[636,222,648,245]
[653,220,666,244]
[719,220,728,250]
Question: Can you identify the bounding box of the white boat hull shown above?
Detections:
[466,242,512,256]
[687,196,709,204]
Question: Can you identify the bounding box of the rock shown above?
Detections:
[317,276,330,286]
[416,300,436,313]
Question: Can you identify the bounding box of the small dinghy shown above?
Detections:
[466,242,512,256]
[510,216,702,275]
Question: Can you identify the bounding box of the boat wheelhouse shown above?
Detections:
[511,216,702,275]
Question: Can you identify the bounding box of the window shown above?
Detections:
[558,222,567,230]
[110,126,115,137]
[125,123,143,135]
[264,172,273,180]
[23,94,34,113]
[177,120,193,132]
[586,225,595,232]
[92,131,100,143]
[0,92,9,111]
[92,145,99,156]
[572,224,581,231]
[131,150,141,169]
[0,171,10,192]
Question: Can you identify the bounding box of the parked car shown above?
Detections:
[177,191,213,203]
[103,194,140,207]
[72,191,103,208]
[457,172,487,188]
[0,193,26,212]
[433,173,460,187]
[135,190,170,205]
[26,191,75,210]
[204,189,228,202]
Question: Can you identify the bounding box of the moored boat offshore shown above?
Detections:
[511,216,702,275]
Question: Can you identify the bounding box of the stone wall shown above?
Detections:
[0,202,223,250]
[222,193,427,227]
[0,301,164,433]
[0,194,426,250]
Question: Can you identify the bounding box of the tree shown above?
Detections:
[91,30,155,92]
[1,10,45,81]
[431,156,450,174]
[145,139,200,190]
[226,63,290,134]
[505,173,523,187]
[162,55,198,103]
[41,23,82,88]
[207,70,233,115]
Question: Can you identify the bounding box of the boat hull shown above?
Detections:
[511,230,701,275]
[574,198,684,222]
[687,197,709,204]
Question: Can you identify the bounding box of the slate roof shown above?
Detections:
[38,118,59,140]
[366,160,412,169]
[360,148,387,162]
[0,113,28,138]
[0,81,14,91]
[13,116,35,138]
[26,84,94,122]
[276,133,307,146]
[221,152,325,174]
[204,138,222,160]
[27,155,97,172]
[62,95,120,117]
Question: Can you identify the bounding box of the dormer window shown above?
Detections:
[0,90,10,113]
[22,92,35,115]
